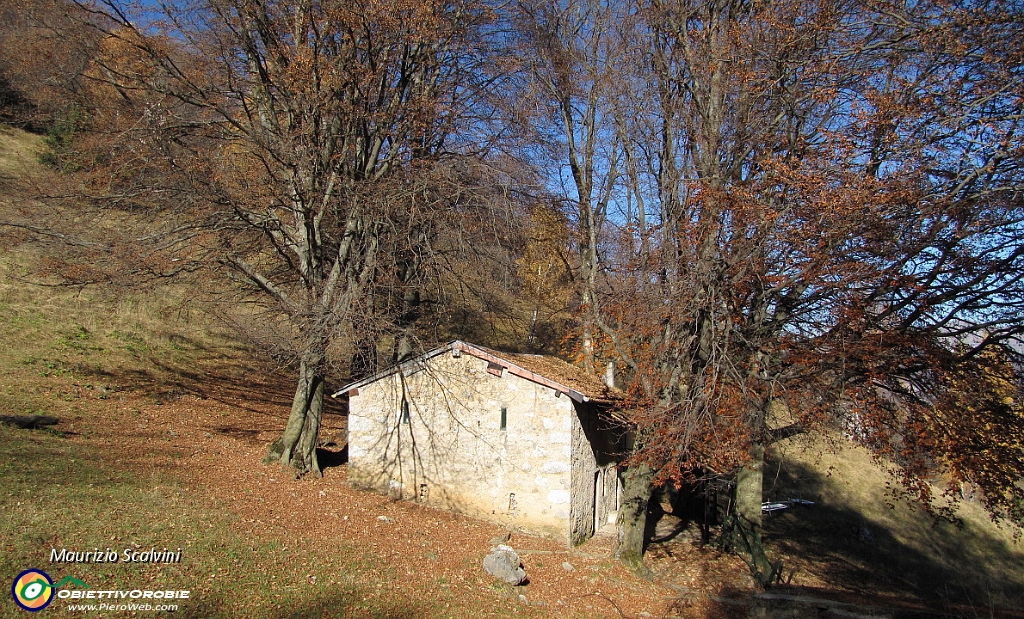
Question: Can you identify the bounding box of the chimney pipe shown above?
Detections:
[604,361,615,389]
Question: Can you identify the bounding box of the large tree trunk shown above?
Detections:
[731,441,779,587]
[263,353,324,477]
[393,241,423,363]
[614,463,655,576]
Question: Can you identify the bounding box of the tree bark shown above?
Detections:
[614,463,655,577]
[731,441,779,587]
[263,353,324,477]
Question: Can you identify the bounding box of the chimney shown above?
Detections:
[604,361,615,389]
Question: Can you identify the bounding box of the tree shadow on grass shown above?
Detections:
[177,586,430,619]
[762,456,1024,615]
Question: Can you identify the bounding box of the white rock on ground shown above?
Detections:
[482,545,527,585]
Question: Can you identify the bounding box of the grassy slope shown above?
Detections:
[0,284,477,619]
[764,434,1024,612]
[0,419,438,619]
[0,128,434,619]
[0,124,41,180]
[2,126,1024,618]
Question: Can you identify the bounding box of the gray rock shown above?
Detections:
[561,561,575,572]
[482,545,527,585]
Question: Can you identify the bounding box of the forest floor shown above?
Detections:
[4,269,1024,619]
[0,317,751,618]
[3,124,1024,619]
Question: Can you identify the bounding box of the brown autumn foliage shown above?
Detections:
[0,0,103,129]
[519,0,1024,581]
[4,0,530,480]
[3,0,1022,585]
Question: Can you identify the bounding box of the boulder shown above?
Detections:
[482,545,527,585]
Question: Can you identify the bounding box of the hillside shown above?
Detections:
[2,126,1024,618]
[763,437,1024,610]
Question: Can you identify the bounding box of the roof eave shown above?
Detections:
[331,340,622,404]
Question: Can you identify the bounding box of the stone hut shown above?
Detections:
[333,340,629,545]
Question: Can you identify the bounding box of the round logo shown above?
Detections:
[11,569,54,612]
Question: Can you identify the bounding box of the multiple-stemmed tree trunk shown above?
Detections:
[518,0,1024,581]
[4,0,1022,582]
[56,0,502,476]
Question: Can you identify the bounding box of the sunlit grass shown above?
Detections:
[0,422,442,619]
[0,254,467,619]
[766,435,1024,611]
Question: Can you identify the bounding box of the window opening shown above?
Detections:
[500,406,507,430]
[400,398,410,424]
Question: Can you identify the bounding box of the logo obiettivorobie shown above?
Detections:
[11,569,54,612]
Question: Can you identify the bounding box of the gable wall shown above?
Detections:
[346,351,578,540]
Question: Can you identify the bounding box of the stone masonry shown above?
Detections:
[342,342,625,544]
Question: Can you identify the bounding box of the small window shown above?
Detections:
[500,406,507,430]
[400,399,410,424]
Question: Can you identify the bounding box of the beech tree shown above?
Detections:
[651,0,1020,582]
[0,0,102,130]
[523,0,1024,581]
[45,0,507,476]
[514,0,627,373]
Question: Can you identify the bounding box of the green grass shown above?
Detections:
[0,124,43,185]
[0,423,438,619]
[0,228,470,618]
[764,436,1024,612]
[0,247,250,409]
